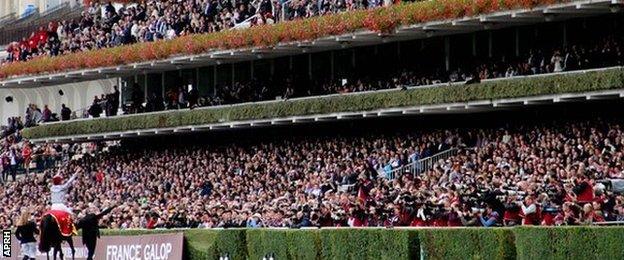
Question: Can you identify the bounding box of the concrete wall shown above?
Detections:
[0,78,117,124]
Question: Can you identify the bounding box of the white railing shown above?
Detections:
[232,0,277,29]
[280,0,294,22]
[233,14,261,29]
[384,148,460,180]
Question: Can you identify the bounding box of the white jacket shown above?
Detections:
[50,174,77,205]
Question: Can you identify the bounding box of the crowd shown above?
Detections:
[117,33,624,115]
[0,117,24,140]
[1,118,623,229]
[2,0,388,65]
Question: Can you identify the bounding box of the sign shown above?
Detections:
[2,230,10,258]
[2,232,183,260]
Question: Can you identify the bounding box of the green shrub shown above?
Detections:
[22,67,624,140]
[184,229,247,260]
[419,228,515,260]
[246,229,322,260]
[94,227,624,260]
[319,228,419,260]
[513,226,624,260]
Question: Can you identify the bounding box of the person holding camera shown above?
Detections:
[479,204,500,227]
[519,196,540,225]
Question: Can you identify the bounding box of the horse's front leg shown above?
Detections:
[66,237,76,260]
[56,245,63,260]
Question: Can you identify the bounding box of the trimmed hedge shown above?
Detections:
[246,229,322,260]
[22,67,624,140]
[95,227,624,260]
[419,228,515,260]
[319,228,419,260]
[0,0,571,79]
[514,226,624,260]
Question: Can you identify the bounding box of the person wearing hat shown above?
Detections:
[50,169,81,214]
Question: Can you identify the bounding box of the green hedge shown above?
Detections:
[419,228,515,260]
[23,67,624,140]
[514,226,624,260]
[96,227,624,260]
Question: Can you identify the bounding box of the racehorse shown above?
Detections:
[38,211,76,260]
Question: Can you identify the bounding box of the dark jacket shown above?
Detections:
[88,102,103,118]
[61,107,71,121]
[15,221,38,244]
[76,207,114,244]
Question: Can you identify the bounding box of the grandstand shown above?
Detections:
[2,0,624,259]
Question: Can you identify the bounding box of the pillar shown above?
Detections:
[488,31,493,58]
[444,37,450,71]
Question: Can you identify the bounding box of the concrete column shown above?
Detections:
[195,68,200,89]
[213,66,217,96]
[231,63,235,84]
[515,28,520,57]
[444,37,450,71]
[143,74,147,101]
[308,54,312,79]
[488,32,493,58]
[562,22,567,47]
[330,51,335,80]
[250,61,254,79]
[472,33,477,57]
[161,72,165,98]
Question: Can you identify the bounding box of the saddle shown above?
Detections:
[44,210,76,237]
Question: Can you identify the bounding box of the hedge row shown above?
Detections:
[22,67,624,140]
[0,0,571,79]
[100,227,624,260]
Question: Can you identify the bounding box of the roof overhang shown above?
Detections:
[2,0,623,88]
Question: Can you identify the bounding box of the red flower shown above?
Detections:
[0,0,571,79]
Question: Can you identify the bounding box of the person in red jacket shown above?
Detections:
[36,26,48,44]
[519,196,539,225]
[503,197,522,226]
[573,174,594,204]
[21,142,32,174]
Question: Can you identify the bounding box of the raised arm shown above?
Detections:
[59,173,78,191]
[96,206,116,219]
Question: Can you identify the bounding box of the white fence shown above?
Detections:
[385,148,460,180]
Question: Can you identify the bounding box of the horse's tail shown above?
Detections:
[38,214,61,253]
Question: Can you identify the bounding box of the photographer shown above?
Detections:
[519,196,540,225]
[503,196,521,226]
[478,204,500,227]
[555,202,581,225]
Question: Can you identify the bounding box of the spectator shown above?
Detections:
[88,98,103,118]
[15,210,38,260]
[61,104,72,121]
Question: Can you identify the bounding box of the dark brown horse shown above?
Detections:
[38,213,75,260]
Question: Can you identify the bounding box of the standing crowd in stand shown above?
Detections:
[1,119,623,229]
[2,0,389,65]
[15,31,622,128]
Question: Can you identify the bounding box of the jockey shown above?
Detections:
[50,171,79,215]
